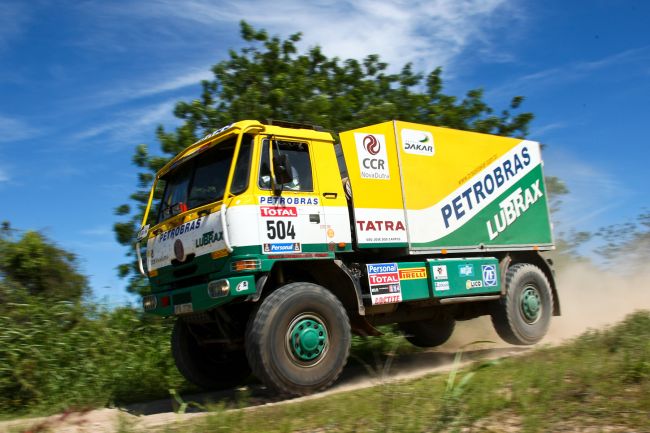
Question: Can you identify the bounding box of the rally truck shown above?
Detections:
[135,119,558,396]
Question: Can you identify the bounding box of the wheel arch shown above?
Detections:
[503,251,560,316]
[255,259,365,316]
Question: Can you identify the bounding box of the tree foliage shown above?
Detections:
[0,222,89,303]
[596,211,650,265]
[115,21,540,294]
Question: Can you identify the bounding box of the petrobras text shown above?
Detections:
[259,196,320,206]
[440,144,534,229]
[157,217,203,243]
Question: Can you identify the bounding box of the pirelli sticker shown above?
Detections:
[398,267,427,280]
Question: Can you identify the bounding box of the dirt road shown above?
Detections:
[3,261,649,433]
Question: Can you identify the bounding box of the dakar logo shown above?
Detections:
[363,135,381,155]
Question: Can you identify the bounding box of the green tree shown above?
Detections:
[115,21,543,294]
[596,211,650,265]
[0,222,89,303]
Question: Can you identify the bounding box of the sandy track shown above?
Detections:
[3,262,650,433]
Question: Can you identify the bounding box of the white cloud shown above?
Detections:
[531,122,568,138]
[0,114,40,143]
[95,0,519,73]
[87,68,213,109]
[73,98,183,149]
[544,148,632,232]
[488,46,650,98]
[0,167,9,183]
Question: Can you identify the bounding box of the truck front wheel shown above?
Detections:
[171,319,250,390]
[490,263,553,345]
[245,282,351,396]
[398,316,455,347]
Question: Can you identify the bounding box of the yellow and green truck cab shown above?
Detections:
[136,120,559,396]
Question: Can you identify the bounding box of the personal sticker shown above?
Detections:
[263,243,301,254]
[367,263,402,305]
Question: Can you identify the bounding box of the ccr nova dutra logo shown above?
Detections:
[355,133,390,180]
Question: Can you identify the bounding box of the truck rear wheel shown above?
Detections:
[490,263,553,345]
[245,282,351,396]
[171,319,250,390]
[398,316,455,347]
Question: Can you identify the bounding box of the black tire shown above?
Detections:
[398,316,456,348]
[245,282,351,396]
[490,263,553,345]
[171,319,250,390]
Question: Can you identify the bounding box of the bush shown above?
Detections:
[0,295,183,416]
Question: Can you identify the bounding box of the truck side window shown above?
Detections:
[258,140,314,192]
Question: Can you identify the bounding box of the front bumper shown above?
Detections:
[142,274,256,316]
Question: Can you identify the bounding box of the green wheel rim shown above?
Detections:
[286,314,329,364]
[520,285,542,324]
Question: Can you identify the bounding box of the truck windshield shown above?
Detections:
[156,134,253,223]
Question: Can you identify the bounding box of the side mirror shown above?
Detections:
[273,154,294,185]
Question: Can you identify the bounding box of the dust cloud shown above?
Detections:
[447,260,650,349]
[545,260,650,342]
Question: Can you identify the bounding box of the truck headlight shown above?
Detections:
[142,295,157,311]
[207,279,230,298]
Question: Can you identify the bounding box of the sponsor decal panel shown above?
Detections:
[440,145,533,230]
[435,281,450,291]
[356,220,405,232]
[236,281,249,292]
[433,265,448,280]
[157,217,203,243]
[398,267,427,280]
[404,142,542,245]
[260,206,298,217]
[149,212,226,271]
[401,129,434,156]
[195,230,223,248]
[259,196,320,206]
[486,179,543,240]
[367,263,402,305]
[458,263,474,277]
[482,265,498,287]
[263,242,302,254]
[355,133,390,180]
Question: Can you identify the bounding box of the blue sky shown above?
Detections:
[1,0,648,304]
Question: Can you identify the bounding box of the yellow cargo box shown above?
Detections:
[339,120,553,252]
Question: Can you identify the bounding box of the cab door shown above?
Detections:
[256,138,328,255]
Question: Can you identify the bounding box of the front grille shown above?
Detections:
[172,291,192,305]
[173,264,198,279]
[171,274,209,290]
